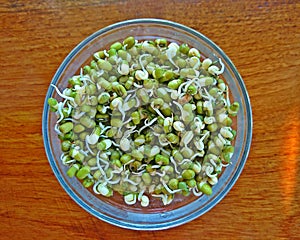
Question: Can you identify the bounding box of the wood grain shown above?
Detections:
[0,0,299,239]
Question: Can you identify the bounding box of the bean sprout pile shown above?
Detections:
[48,36,239,207]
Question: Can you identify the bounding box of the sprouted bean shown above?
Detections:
[48,36,239,207]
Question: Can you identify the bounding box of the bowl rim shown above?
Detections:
[42,18,253,230]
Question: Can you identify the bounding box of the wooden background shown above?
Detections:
[0,0,299,239]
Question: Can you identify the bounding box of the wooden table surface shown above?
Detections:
[1,0,299,239]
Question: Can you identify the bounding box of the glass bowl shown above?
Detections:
[42,18,252,230]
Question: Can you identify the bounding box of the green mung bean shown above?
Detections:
[49,37,239,207]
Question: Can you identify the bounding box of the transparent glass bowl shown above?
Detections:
[42,19,252,230]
